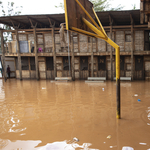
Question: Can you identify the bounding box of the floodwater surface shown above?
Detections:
[0,79,150,150]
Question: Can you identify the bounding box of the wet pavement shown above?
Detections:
[0,79,150,150]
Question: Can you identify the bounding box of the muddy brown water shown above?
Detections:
[0,79,150,150]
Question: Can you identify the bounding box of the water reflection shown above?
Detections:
[0,80,5,100]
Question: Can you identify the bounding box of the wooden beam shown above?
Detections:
[109,14,117,25]
[9,18,28,28]
[28,57,31,78]
[71,32,75,80]
[78,34,80,52]
[0,30,7,81]
[47,16,61,25]
[110,21,113,81]
[91,37,94,77]
[28,17,47,27]
[104,25,147,29]
[43,33,45,52]
[52,26,57,78]
[130,15,134,81]
[96,38,98,52]
[16,29,22,80]
[140,12,144,24]
[33,27,39,80]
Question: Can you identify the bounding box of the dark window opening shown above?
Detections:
[125,34,131,42]
[46,57,54,70]
[30,57,35,70]
[15,58,19,70]
[80,56,88,71]
[120,56,124,70]
[135,56,143,71]
[144,30,150,51]
[63,56,71,70]
[98,56,106,71]
[21,57,29,70]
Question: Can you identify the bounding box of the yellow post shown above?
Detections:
[116,47,120,119]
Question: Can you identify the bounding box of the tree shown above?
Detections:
[55,0,124,12]
[0,1,23,45]
[0,1,22,16]
[132,4,136,10]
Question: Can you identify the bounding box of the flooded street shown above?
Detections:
[0,79,150,150]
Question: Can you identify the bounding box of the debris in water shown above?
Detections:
[42,87,46,89]
[102,88,104,91]
[139,143,147,145]
[138,99,141,102]
[122,147,134,150]
[107,135,111,139]
[73,137,79,142]
[134,94,138,97]
[110,145,117,148]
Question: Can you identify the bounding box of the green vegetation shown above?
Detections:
[55,0,124,12]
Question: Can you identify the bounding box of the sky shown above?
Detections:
[0,0,140,16]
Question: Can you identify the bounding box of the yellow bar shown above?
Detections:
[64,0,69,30]
[105,38,119,49]
[116,47,120,119]
[71,27,106,40]
[75,0,102,31]
[116,47,120,80]
[82,18,107,39]
[92,7,107,37]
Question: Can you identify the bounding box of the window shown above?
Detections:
[80,56,88,71]
[30,57,35,70]
[21,57,29,70]
[144,30,150,51]
[98,56,106,71]
[46,57,53,70]
[63,56,71,70]
[125,34,131,42]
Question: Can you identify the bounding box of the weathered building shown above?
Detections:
[0,10,150,81]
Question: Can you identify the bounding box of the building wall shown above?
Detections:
[7,29,150,80]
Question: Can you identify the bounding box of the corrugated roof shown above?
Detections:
[0,10,141,29]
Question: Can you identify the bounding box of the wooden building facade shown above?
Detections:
[0,10,150,81]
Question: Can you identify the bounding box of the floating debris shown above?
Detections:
[42,87,46,89]
[139,143,147,145]
[138,99,141,102]
[110,145,117,148]
[73,137,79,142]
[122,147,134,150]
[134,94,138,97]
[102,88,105,91]
[107,135,111,139]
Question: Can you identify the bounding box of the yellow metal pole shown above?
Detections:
[64,0,69,30]
[71,27,106,40]
[92,7,107,37]
[116,47,120,119]
[82,18,107,39]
